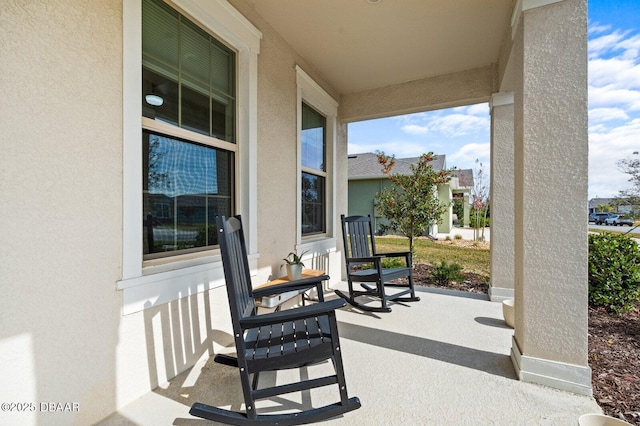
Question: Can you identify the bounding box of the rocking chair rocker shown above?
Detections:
[335,214,420,313]
[189,215,360,425]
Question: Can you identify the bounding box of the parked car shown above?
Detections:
[604,215,620,225]
[619,216,635,226]
[604,214,635,226]
[593,212,614,225]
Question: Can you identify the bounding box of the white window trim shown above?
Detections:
[295,66,338,253]
[118,0,261,315]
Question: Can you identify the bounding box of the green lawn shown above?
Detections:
[374,236,491,278]
[588,227,640,238]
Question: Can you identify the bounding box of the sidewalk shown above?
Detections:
[437,226,490,242]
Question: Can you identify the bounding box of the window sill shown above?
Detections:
[117,252,259,315]
[296,237,337,255]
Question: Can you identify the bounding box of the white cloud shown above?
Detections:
[401,124,429,135]
[589,86,640,111]
[447,143,490,171]
[348,140,436,158]
[466,103,490,116]
[588,23,611,36]
[587,26,640,199]
[589,119,640,198]
[397,106,489,139]
[588,30,629,58]
[589,107,629,123]
[589,58,640,89]
[427,114,489,137]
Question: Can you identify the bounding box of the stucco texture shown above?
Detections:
[1,0,123,423]
[513,0,589,366]
[228,0,345,280]
[490,101,515,295]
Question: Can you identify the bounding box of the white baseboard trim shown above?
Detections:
[488,286,514,302]
[511,336,593,396]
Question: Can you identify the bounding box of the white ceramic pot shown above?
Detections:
[578,413,632,426]
[502,299,515,328]
[286,263,303,281]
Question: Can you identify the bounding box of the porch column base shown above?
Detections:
[488,286,514,302]
[510,336,592,396]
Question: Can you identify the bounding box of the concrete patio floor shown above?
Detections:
[99,283,601,425]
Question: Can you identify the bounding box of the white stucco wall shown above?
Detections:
[1,0,346,424]
[489,94,515,301]
[228,0,345,283]
[1,1,123,423]
[340,65,495,123]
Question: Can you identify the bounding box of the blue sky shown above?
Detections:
[347,0,640,200]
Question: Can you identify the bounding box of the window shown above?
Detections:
[120,0,260,314]
[296,66,338,246]
[301,103,326,235]
[142,0,236,259]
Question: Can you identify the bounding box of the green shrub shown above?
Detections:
[431,260,465,286]
[588,233,640,312]
[381,257,405,268]
[454,234,463,240]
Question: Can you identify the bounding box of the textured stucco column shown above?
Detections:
[511,0,591,395]
[463,194,470,227]
[489,93,515,302]
[438,184,453,234]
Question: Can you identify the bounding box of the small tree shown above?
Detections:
[617,156,640,207]
[470,159,490,241]
[374,152,452,255]
[597,203,613,213]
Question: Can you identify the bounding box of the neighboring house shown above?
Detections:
[1,0,591,423]
[588,197,636,215]
[588,197,614,215]
[347,152,473,235]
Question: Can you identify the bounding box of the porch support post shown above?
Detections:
[438,184,453,234]
[489,92,515,302]
[463,194,470,227]
[511,0,592,395]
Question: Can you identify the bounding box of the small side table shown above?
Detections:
[253,269,328,309]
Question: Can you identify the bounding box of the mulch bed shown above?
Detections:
[589,305,640,425]
[410,260,640,425]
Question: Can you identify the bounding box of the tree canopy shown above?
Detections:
[374,152,452,254]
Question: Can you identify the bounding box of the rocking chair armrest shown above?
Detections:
[346,256,383,264]
[239,299,346,328]
[251,274,328,298]
[377,251,411,259]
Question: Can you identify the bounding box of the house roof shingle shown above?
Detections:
[347,152,473,188]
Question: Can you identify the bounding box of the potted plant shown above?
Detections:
[283,251,308,280]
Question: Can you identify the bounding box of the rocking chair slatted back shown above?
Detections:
[344,216,375,258]
[218,215,256,332]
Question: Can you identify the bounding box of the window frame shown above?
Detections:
[295,66,338,253]
[118,0,261,315]
[300,102,327,236]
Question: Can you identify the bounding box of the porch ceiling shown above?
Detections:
[244,0,515,94]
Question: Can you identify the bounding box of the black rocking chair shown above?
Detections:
[189,215,360,425]
[335,214,420,313]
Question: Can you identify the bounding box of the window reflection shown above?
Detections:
[143,131,233,257]
[302,172,325,235]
